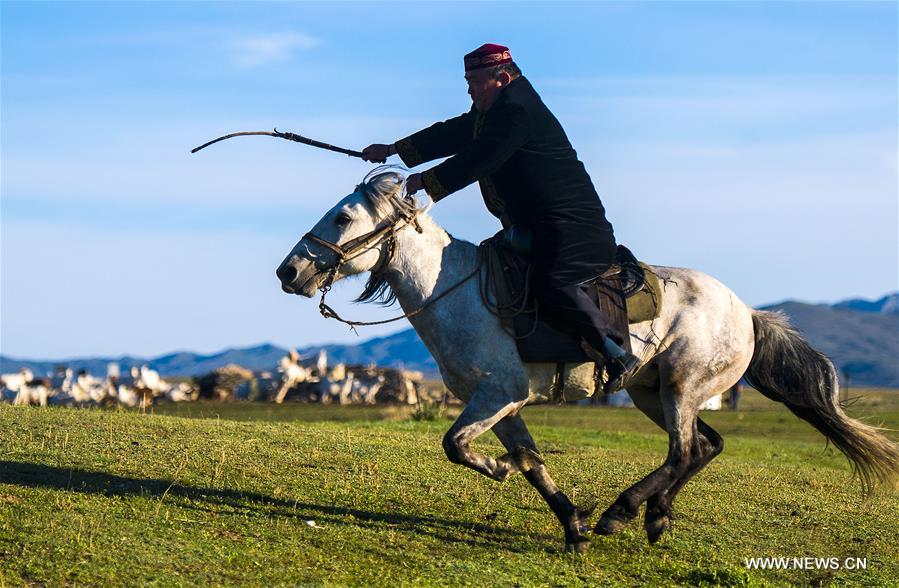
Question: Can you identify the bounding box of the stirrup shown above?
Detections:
[604,353,639,393]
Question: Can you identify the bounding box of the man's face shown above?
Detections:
[465,68,503,112]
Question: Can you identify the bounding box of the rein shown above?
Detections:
[305,211,482,332]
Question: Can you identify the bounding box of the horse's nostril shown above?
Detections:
[277,264,298,284]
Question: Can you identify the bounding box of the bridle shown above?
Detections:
[302,210,423,286]
[300,205,482,331]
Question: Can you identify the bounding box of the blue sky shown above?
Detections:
[2,1,896,359]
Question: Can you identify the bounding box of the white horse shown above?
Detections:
[276,171,899,551]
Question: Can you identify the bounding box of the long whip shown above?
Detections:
[191,128,363,158]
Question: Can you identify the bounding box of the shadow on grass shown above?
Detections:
[0,461,552,550]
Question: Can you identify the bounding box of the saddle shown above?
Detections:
[481,232,662,368]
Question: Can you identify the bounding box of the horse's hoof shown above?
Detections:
[594,514,627,536]
[565,538,591,554]
[644,514,670,544]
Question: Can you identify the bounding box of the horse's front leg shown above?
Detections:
[442,392,525,482]
[492,414,594,553]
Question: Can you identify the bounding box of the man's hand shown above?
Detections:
[405,173,423,195]
[362,143,394,163]
[405,173,432,209]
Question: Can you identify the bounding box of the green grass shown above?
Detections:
[1,390,898,587]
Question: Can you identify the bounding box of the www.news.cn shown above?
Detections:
[745,557,868,571]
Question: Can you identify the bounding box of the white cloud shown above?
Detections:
[232,32,319,68]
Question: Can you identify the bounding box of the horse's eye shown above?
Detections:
[335,213,351,227]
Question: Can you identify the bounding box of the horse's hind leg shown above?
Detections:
[620,383,722,541]
[644,418,723,543]
[492,414,593,553]
[665,419,724,501]
[595,383,697,538]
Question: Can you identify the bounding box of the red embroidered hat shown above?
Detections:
[464,43,513,72]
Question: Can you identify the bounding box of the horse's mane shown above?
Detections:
[354,167,418,307]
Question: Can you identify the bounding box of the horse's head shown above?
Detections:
[276,169,415,297]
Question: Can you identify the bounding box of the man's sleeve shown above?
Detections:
[394,110,475,168]
[420,103,529,201]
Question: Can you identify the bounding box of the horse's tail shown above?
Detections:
[745,310,899,493]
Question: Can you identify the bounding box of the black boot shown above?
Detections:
[604,352,640,393]
[580,338,640,393]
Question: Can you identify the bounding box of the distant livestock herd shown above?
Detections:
[0,364,192,408]
[0,350,432,408]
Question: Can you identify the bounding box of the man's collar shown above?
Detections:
[502,75,527,97]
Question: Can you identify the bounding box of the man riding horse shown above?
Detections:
[362,43,638,390]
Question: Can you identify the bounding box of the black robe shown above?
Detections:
[395,75,617,287]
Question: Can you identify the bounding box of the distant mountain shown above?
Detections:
[831,293,898,315]
[0,344,291,379]
[3,292,895,386]
[149,344,289,375]
[298,329,437,375]
[759,293,898,387]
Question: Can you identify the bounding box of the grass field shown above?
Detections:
[1,389,898,586]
